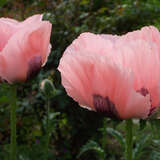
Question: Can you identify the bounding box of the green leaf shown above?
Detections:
[106,127,125,150]
[0,96,9,103]
[139,119,147,130]
[150,120,160,129]
[149,151,160,160]
[149,139,160,159]
[150,120,160,138]
[77,140,105,159]
[133,134,151,160]
[0,0,7,7]
[151,139,160,152]
[43,112,60,133]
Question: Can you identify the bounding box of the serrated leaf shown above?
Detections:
[77,140,105,159]
[106,127,125,150]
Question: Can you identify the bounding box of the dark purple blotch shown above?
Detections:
[93,95,119,119]
[137,87,149,96]
[136,87,155,117]
[27,56,42,80]
[0,77,7,83]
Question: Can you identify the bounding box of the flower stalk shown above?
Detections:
[44,98,50,160]
[10,85,17,160]
[125,119,133,160]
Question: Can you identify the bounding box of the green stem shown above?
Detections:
[10,85,17,160]
[125,119,133,160]
[45,98,50,160]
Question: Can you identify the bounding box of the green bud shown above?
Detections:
[40,79,55,98]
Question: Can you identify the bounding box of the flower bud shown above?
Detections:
[40,79,55,98]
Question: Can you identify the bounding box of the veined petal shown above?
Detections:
[18,14,43,28]
[112,39,160,108]
[64,32,113,57]
[0,21,52,83]
[58,47,151,119]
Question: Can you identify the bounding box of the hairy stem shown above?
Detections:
[45,98,50,160]
[10,85,17,160]
[125,119,133,160]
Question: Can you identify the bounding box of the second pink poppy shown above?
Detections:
[58,26,160,119]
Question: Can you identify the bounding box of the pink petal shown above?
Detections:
[0,21,52,83]
[90,55,151,119]
[121,26,160,55]
[100,26,160,52]
[58,34,151,119]
[18,14,43,28]
[0,17,19,26]
[64,32,113,57]
[100,34,120,43]
[0,19,17,51]
[112,39,160,109]
[122,26,160,41]
[0,14,43,52]
[27,21,52,65]
[100,28,160,110]
[58,54,94,110]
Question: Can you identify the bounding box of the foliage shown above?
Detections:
[0,0,160,159]
[77,140,105,160]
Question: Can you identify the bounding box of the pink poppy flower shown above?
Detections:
[0,14,52,83]
[58,26,160,119]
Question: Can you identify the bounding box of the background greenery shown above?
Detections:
[0,0,160,159]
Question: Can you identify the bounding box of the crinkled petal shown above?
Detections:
[111,39,160,108]
[58,42,151,119]
[100,34,120,43]
[18,14,43,28]
[0,17,19,26]
[0,20,17,51]
[0,21,52,83]
[64,32,113,57]
[0,14,43,52]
